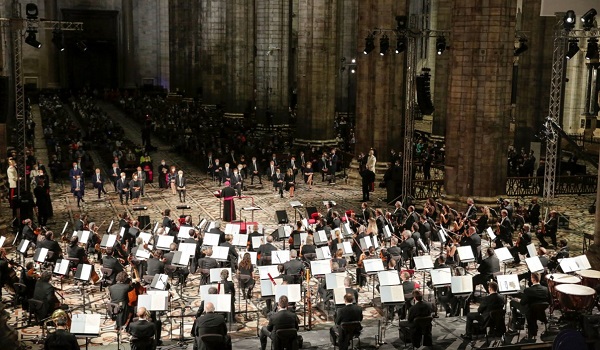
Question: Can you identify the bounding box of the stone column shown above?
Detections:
[224,0,255,114]
[168,0,201,95]
[199,0,226,104]
[354,0,407,161]
[444,1,516,198]
[255,0,290,125]
[122,0,136,88]
[294,0,338,146]
[431,0,452,136]
[335,0,358,114]
[44,0,60,89]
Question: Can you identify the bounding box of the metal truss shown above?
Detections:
[402,34,418,201]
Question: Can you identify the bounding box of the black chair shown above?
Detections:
[272,328,298,350]
[27,299,45,326]
[474,309,506,346]
[13,282,28,308]
[100,267,114,291]
[198,269,210,285]
[339,321,362,350]
[106,302,124,329]
[411,316,433,348]
[130,337,156,350]
[525,302,549,339]
[164,264,177,282]
[199,334,227,350]
[303,253,317,262]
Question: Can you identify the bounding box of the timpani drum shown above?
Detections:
[554,284,596,312]
[545,273,580,298]
[575,269,600,288]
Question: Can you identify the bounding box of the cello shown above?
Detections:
[128,261,146,307]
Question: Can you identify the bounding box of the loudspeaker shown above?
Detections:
[137,215,150,230]
[276,210,289,224]
[0,76,10,123]
[416,68,434,116]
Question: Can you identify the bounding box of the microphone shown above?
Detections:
[176,205,191,210]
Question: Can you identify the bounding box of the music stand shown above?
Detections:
[316,247,332,260]
[290,201,303,224]
[364,259,385,304]
[17,239,30,265]
[100,234,117,249]
[0,236,5,248]
[495,247,514,274]
[525,257,544,273]
[310,260,332,277]
[451,276,473,321]
[497,274,520,295]
[150,274,169,290]
[314,230,328,247]
[70,313,101,350]
[75,264,94,313]
[272,250,290,264]
[156,235,175,251]
[203,233,220,246]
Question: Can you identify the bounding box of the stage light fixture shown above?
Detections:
[436,37,447,55]
[395,36,406,54]
[363,34,375,55]
[25,30,42,48]
[379,35,390,56]
[514,38,528,56]
[581,8,597,31]
[76,40,87,52]
[52,31,65,51]
[25,3,38,19]
[563,10,576,31]
[566,39,580,59]
[585,38,599,60]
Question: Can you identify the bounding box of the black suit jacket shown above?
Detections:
[478,255,500,276]
[267,309,298,333]
[408,301,434,322]
[33,280,58,318]
[335,303,363,325]
[477,293,504,320]
[92,173,105,188]
[129,319,156,339]
[109,282,131,304]
[146,257,165,276]
[520,284,550,312]
[196,312,227,337]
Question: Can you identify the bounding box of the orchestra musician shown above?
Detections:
[195,302,232,350]
[398,290,434,334]
[108,271,133,329]
[220,234,239,271]
[117,172,130,205]
[508,272,550,339]
[330,293,363,350]
[332,248,347,270]
[472,248,500,292]
[0,248,15,299]
[259,295,299,350]
[146,250,166,276]
[509,224,532,264]
[33,271,67,319]
[548,239,569,272]
[257,236,278,266]
[527,197,540,227]
[128,307,157,350]
[399,230,416,262]
[518,247,550,286]
[197,248,219,284]
[498,209,514,247]
[300,235,317,259]
[44,317,79,350]
[536,210,558,248]
[164,243,189,286]
[103,248,125,284]
[397,271,417,320]
[37,231,62,262]
[461,281,504,340]
[465,198,477,221]
[404,206,420,231]
[22,218,37,245]
[238,253,256,299]
[220,269,236,319]
[67,236,86,265]
[283,250,304,284]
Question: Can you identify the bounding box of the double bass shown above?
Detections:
[128,262,146,307]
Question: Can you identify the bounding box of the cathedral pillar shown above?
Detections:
[44,0,60,89]
[255,0,291,125]
[444,1,516,197]
[122,0,136,88]
[224,0,255,115]
[354,0,407,161]
[294,0,338,146]
[198,0,226,104]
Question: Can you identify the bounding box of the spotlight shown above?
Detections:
[76,40,87,52]
[52,31,65,52]
[566,39,580,59]
[436,37,447,55]
[25,30,42,49]
[363,34,375,55]
[585,38,599,60]
[514,38,528,56]
[581,8,597,31]
[395,36,406,54]
[25,3,38,19]
[563,10,576,31]
[379,35,390,56]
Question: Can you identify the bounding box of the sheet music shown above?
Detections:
[231,233,249,247]
[325,273,347,290]
[417,238,428,252]
[272,250,290,264]
[178,226,193,239]
[204,294,232,312]
[259,278,283,296]
[199,284,225,299]
[139,232,152,244]
[224,224,238,235]
[323,201,336,206]
[451,276,473,294]
[156,235,175,250]
[0,236,6,248]
[341,241,353,256]
[283,226,292,238]
[342,222,353,237]
[559,258,580,273]
[575,255,591,270]
[363,258,385,273]
[380,285,406,303]
[252,236,264,249]
[525,257,544,273]
[289,201,302,208]
[151,274,169,290]
[378,270,401,286]
[53,259,70,275]
[456,246,475,262]
[310,260,332,276]
[372,236,380,249]
[100,234,118,248]
[315,230,328,244]
[178,242,196,257]
[238,251,257,266]
[138,292,168,311]
[302,219,309,230]
[206,221,217,232]
[431,268,452,286]
[211,246,229,261]
[413,255,434,270]
[172,251,190,266]
[258,265,280,280]
[153,222,159,234]
[61,221,69,235]
[359,237,372,250]
[527,243,537,257]
[70,314,101,335]
[198,219,208,231]
[34,248,49,263]
[76,264,92,281]
[316,247,332,260]
[383,226,392,239]
[135,248,151,260]
[204,233,221,246]
[18,239,30,253]
[486,227,496,240]
[497,274,520,294]
[210,268,233,282]
[333,287,346,304]
[495,247,514,263]
[275,284,301,303]
[119,227,125,237]
[437,228,447,244]
[299,232,308,245]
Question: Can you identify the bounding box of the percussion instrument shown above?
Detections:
[554,284,596,312]
[545,273,580,298]
[575,269,600,288]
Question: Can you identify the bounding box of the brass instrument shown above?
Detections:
[48,308,71,329]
